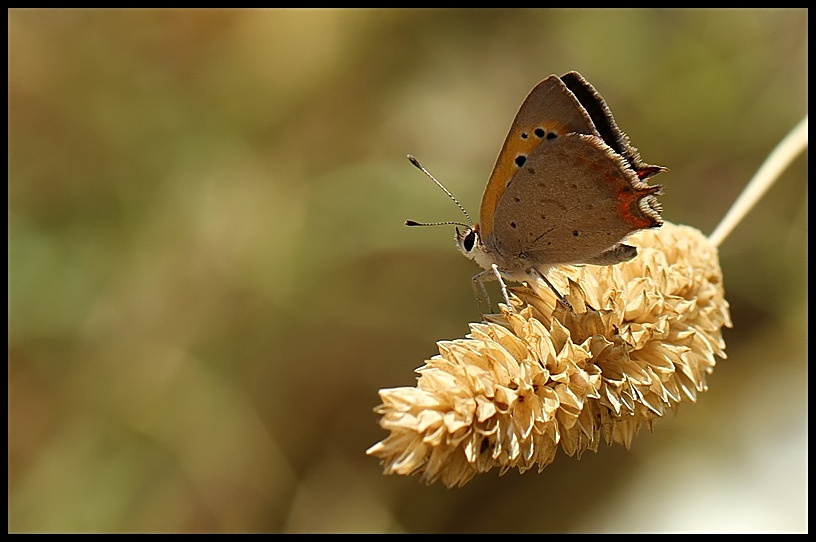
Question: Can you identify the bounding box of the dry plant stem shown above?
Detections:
[708,115,808,248]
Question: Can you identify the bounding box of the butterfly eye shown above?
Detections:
[463,230,477,252]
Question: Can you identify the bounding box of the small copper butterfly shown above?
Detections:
[408,71,665,306]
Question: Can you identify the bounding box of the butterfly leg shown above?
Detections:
[471,266,512,314]
[531,267,572,310]
[471,269,492,315]
[491,264,512,306]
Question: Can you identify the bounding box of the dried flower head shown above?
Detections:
[367,222,731,487]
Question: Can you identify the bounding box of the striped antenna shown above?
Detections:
[406,155,474,227]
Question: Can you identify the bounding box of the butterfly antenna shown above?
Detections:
[407,154,474,227]
[405,219,471,228]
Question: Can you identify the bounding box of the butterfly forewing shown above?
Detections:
[560,71,665,178]
[479,75,602,240]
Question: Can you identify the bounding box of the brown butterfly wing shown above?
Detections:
[478,75,602,240]
[486,133,662,266]
[560,71,667,180]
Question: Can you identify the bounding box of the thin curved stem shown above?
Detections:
[708,116,808,248]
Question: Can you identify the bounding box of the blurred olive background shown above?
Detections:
[9,9,807,533]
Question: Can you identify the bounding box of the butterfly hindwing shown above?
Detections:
[488,133,661,265]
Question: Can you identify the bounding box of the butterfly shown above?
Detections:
[408,71,665,308]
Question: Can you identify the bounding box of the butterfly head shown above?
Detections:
[455,224,477,257]
[455,223,500,272]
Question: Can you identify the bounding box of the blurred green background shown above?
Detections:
[9,9,807,533]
